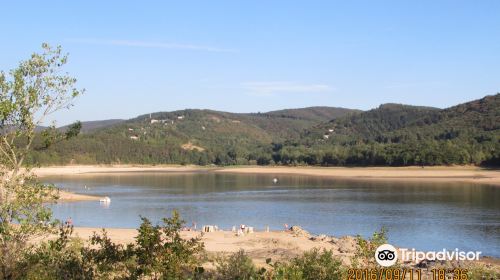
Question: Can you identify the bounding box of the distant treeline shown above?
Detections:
[26,94,500,167]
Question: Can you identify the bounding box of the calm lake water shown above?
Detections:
[44,172,500,257]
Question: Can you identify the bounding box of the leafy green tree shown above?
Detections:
[131,211,204,279]
[0,43,83,277]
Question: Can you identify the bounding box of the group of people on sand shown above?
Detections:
[64,218,294,233]
[181,222,198,231]
[180,221,293,233]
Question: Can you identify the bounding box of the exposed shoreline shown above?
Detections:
[68,227,500,268]
[217,166,500,187]
[34,165,500,187]
[71,227,354,266]
[57,190,103,202]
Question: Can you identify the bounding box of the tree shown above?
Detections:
[130,211,204,279]
[0,43,83,277]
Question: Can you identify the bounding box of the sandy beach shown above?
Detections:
[70,226,358,266]
[34,165,500,187]
[57,190,103,202]
[68,227,500,270]
[218,166,500,186]
[34,165,203,177]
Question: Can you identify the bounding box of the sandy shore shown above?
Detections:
[71,227,357,266]
[34,165,205,177]
[218,166,500,186]
[69,227,500,269]
[34,165,500,187]
[58,190,103,202]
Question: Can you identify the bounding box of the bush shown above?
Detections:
[21,211,205,280]
[467,265,500,280]
[270,249,343,280]
[215,250,262,280]
[215,249,343,280]
[130,211,204,279]
[23,224,93,280]
[353,227,387,267]
[81,229,134,279]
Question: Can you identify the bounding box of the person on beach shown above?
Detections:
[65,217,73,226]
[284,223,288,231]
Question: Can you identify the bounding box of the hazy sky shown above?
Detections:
[1,1,499,125]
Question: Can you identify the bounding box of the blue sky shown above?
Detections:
[1,1,499,125]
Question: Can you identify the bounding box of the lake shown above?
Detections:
[44,172,500,257]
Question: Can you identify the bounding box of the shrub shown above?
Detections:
[467,265,500,280]
[353,227,387,267]
[22,224,93,280]
[215,250,262,280]
[81,229,134,279]
[22,210,205,280]
[271,249,343,280]
[130,210,204,279]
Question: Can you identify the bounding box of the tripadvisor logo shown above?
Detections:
[375,244,483,267]
[375,244,398,267]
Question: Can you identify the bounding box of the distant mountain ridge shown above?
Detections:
[256,106,361,122]
[28,95,499,167]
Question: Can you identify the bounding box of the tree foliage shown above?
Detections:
[20,211,204,280]
[0,43,83,278]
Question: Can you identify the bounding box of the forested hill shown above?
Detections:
[275,94,499,166]
[27,107,357,165]
[304,93,498,143]
[27,94,499,166]
[302,104,441,141]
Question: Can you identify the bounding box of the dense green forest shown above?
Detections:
[27,94,500,167]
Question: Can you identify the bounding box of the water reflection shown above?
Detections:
[45,172,500,257]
